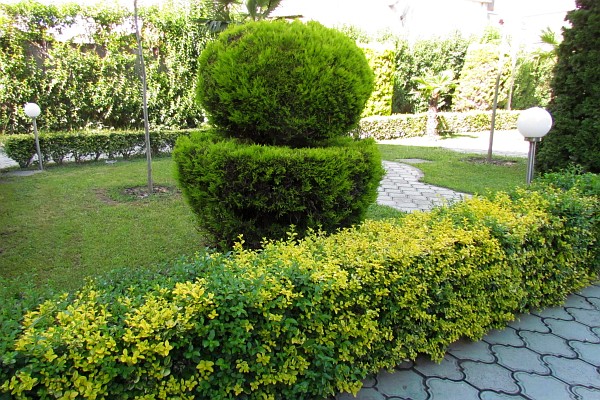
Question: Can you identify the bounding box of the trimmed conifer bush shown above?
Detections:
[196,20,374,147]
[176,20,382,249]
[536,0,600,173]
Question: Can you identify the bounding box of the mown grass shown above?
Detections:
[0,145,526,293]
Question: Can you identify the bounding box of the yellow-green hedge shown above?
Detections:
[1,181,598,399]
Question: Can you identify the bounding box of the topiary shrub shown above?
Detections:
[196,20,374,147]
[174,131,384,249]
[177,20,381,249]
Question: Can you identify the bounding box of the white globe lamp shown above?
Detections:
[517,107,552,184]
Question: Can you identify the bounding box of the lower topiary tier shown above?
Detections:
[173,131,384,249]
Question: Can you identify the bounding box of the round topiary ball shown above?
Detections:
[196,20,374,147]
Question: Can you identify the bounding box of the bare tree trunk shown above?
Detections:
[426,97,438,138]
[133,0,153,194]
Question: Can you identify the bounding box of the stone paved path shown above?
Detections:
[377,161,469,212]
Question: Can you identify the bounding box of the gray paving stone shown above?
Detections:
[531,306,575,321]
[447,339,496,363]
[571,386,600,399]
[492,344,551,374]
[479,392,529,400]
[563,295,596,310]
[509,314,550,333]
[396,360,415,370]
[362,376,377,388]
[568,308,600,328]
[336,388,385,400]
[413,354,464,381]
[545,318,600,343]
[462,361,520,393]
[376,369,428,399]
[587,297,600,311]
[543,356,600,387]
[427,378,480,400]
[515,372,574,400]
[569,341,600,366]
[483,327,525,347]
[519,330,578,358]
[576,285,600,299]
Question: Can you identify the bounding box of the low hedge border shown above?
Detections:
[356,110,521,140]
[2,129,198,168]
[1,171,598,399]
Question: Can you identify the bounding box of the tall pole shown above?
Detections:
[134,0,153,194]
[32,118,43,171]
[525,138,540,185]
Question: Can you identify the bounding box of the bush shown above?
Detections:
[2,129,194,167]
[1,180,597,399]
[536,0,600,173]
[196,20,374,147]
[361,45,395,117]
[356,110,519,140]
[173,131,384,249]
[453,43,512,112]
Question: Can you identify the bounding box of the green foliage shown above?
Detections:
[0,1,209,134]
[453,43,512,112]
[356,110,519,140]
[393,33,469,113]
[511,53,555,109]
[1,180,597,399]
[536,0,600,173]
[173,131,384,249]
[196,20,374,147]
[361,45,395,117]
[3,129,193,167]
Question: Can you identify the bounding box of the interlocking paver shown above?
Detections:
[515,372,574,400]
[544,319,600,343]
[571,386,600,399]
[413,354,464,381]
[563,295,596,310]
[377,369,428,399]
[337,388,385,400]
[427,378,480,400]
[519,330,578,358]
[479,391,528,400]
[576,286,600,299]
[567,308,600,328]
[483,327,525,347]
[569,341,600,367]
[508,314,550,333]
[492,345,551,375]
[461,362,520,393]
[531,307,575,321]
[447,339,496,363]
[543,356,600,388]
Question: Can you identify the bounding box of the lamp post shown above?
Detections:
[24,103,43,171]
[517,107,552,185]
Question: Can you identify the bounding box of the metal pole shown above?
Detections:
[32,118,43,171]
[526,138,540,185]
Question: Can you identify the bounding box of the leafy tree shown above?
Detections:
[536,0,600,173]
[411,70,457,137]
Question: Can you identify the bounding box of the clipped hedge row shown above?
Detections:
[361,45,395,117]
[357,110,521,140]
[173,131,384,249]
[2,176,598,399]
[2,129,196,168]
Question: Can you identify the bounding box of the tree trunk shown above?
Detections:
[426,97,438,138]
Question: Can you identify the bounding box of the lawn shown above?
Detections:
[0,145,527,293]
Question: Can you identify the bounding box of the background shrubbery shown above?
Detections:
[2,171,598,399]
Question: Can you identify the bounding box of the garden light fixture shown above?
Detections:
[517,107,552,185]
[24,102,43,170]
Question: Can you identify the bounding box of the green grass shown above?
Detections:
[378,145,527,195]
[0,145,526,293]
[0,156,204,293]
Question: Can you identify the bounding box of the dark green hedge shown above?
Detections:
[1,173,598,399]
[173,131,384,249]
[2,129,195,168]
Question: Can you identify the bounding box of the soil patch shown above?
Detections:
[96,185,180,204]
[464,157,518,166]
